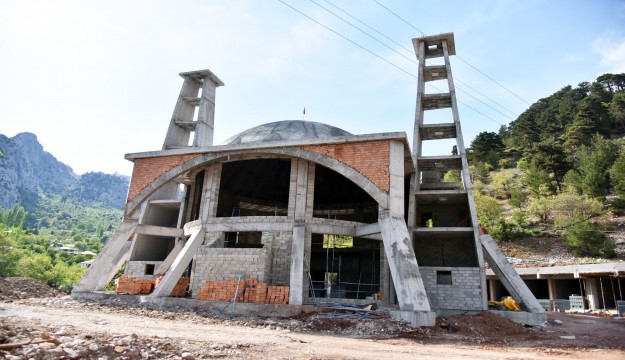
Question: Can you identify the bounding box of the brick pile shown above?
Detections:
[115,276,190,297]
[115,276,154,295]
[153,276,190,297]
[196,278,289,304]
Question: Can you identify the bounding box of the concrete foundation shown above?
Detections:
[390,310,437,327]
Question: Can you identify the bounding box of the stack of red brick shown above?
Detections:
[153,276,189,297]
[115,276,154,294]
[197,278,289,304]
[115,276,189,297]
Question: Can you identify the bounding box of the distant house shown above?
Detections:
[55,246,78,255]
[80,259,95,269]
[78,251,97,256]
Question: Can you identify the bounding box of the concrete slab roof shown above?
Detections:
[486,262,625,277]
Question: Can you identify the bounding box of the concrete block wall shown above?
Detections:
[190,247,269,297]
[420,267,483,311]
[125,261,163,279]
[269,232,292,286]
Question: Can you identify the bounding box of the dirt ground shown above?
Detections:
[1,278,625,359]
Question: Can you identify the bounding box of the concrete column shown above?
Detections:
[150,227,205,298]
[206,164,222,218]
[194,77,218,147]
[380,247,390,305]
[388,140,405,217]
[289,159,309,305]
[378,211,431,312]
[294,159,309,222]
[547,278,557,300]
[488,279,497,302]
[72,220,138,293]
[481,234,544,314]
[199,166,215,222]
[379,211,435,326]
[586,278,600,310]
[289,225,305,305]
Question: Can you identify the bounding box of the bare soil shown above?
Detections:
[1,295,624,359]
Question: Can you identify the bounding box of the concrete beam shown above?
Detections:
[355,223,381,237]
[154,239,185,275]
[72,220,138,293]
[480,234,544,314]
[150,227,206,298]
[135,224,184,238]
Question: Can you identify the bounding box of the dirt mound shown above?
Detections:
[395,312,539,345]
[0,277,62,301]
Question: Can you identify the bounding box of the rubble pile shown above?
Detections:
[0,277,62,301]
[0,321,248,359]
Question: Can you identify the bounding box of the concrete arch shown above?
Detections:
[125,148,389,216]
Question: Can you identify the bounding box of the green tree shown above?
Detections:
[468,132,505,168]
[610,92,625,135]
[0,230,23,277]
[15,253,53,283]
[611,151,625,199]
[526,196,553,224]
[518,158,555,197]
[443,170,461,183]
[576,136,619,198]
[1,205,28,228]
[564,218,615,258]
[523,137,571,191]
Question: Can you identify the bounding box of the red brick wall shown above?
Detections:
[300,140,390,192]
[127,154,201,203]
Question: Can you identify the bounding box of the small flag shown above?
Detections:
[303,107,306,115]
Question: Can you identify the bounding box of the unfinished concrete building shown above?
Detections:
[73,33,544,326]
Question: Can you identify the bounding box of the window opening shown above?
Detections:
[437,270,452,285]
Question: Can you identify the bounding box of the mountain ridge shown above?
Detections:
[0,132,129,211]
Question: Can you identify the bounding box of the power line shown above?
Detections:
[371,0,532,106]
[278,0,549,144]
[371,0,425,36]
[308,0,518,121]
[455,56,532,105]
[276,0,418,80]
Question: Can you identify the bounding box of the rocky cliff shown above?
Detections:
[0,132,128,210]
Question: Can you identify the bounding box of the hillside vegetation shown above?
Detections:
[0,133,127,292]
[463,73,625,261]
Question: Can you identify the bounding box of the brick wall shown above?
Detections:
[300,140,390,192]
[127,154,201,202]
[420,267,483,310]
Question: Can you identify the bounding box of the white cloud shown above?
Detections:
[593,36,625,73]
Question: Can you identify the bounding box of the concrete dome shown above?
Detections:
[223,120,352,145]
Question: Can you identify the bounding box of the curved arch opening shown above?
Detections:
[313,164,378,223]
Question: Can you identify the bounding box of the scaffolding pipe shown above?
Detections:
[611,277,618,309]
[600,277,606,311]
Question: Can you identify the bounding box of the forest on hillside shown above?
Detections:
[460,73,625,258]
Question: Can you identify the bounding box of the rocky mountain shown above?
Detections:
[0,132,129,210]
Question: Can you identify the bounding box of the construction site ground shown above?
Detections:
[1,278,625,359]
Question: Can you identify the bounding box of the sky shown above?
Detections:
[1,0,624,177]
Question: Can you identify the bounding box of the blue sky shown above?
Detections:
[1,0,624,176]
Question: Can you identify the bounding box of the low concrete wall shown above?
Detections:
[71,291,315,317]
[420,267,483,311]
